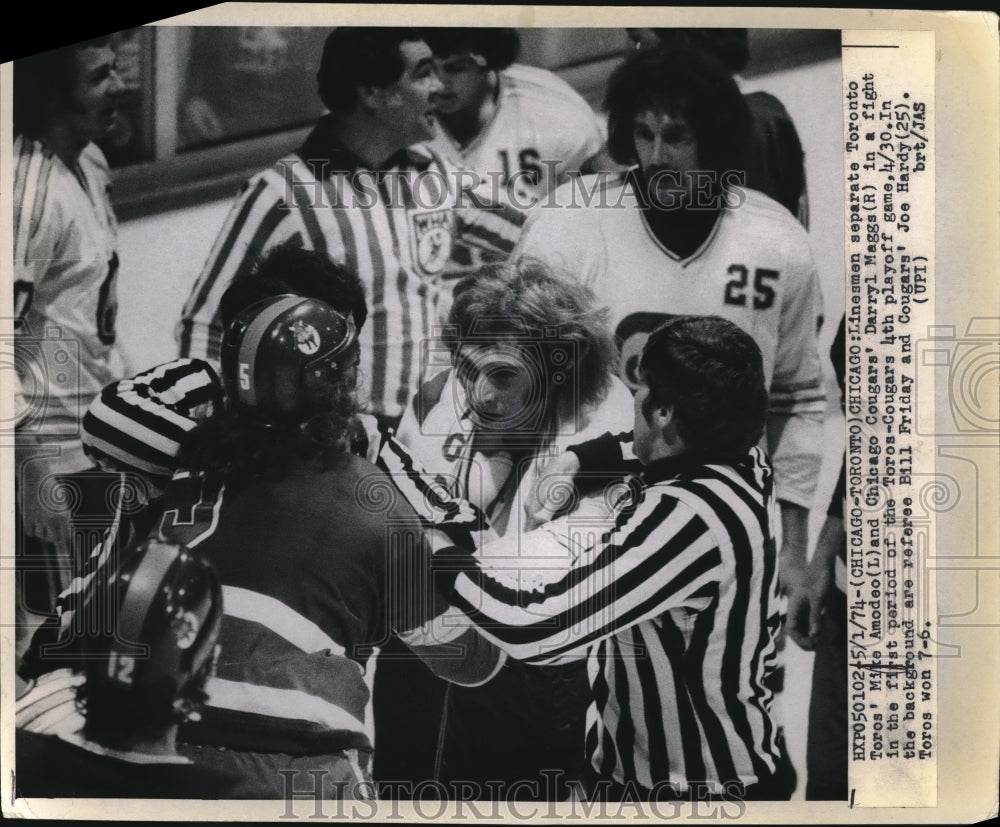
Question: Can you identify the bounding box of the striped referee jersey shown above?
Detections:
[80,355,484,539]
[446,443,785,793]
[24,355,486,683]
[177,115,526,421]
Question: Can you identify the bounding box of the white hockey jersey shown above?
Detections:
[515,174,826,509]
[14,136,124,472]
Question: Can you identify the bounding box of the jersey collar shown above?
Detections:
[640,450,747,485]
[297,115,429,178]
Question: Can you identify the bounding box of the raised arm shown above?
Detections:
[82,358,223,485]
[440,487,720,665]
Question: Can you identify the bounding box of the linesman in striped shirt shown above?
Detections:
[427,316,793,801]
[177,27,525,432]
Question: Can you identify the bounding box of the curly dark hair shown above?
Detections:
[604,44,751,177]
[178,363,360,485]
[421,28,521,70]
[442,258,617,440]
[219,242,368,331]
[648,28,749,73]
[639,315,767,458]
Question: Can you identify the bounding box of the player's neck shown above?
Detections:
[42,120,89,170]
[440,73,500,148]
[642,203,721,259]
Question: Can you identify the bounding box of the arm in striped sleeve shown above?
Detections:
[446,487,721,665]
[375,430,488,549]
[380,496,505,687]
[81,358,223,484]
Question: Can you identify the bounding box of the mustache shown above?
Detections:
[639,168,691,185]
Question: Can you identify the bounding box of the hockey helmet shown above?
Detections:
[221,295,359,422]
[85,538,223,721]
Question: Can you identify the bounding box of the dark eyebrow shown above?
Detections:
[87,59,116,81]
[413,57,435,73]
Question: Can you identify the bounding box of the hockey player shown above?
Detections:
[159,296,500,798]
[624,27,809,225]
[393,259,634,799]
[15,539,235,798]
[424,28,605,206]
[13,36,129,662]
[429,316,794,800]
[422,28,607,294]
[515,45,825,597]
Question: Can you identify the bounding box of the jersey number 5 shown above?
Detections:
[724,265,779,310]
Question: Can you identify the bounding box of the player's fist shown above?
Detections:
[524,451,581,531]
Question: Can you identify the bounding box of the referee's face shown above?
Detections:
[378,40,443,145]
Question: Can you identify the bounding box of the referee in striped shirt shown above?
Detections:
[431,315,793,801]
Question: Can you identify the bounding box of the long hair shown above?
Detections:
[604,44,751,176]
[219,242,368,332]
[177,367,360,485]
[443,259,617,441]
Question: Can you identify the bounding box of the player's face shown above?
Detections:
[378,40,443,144]
[67,44,125,144]
[431,52,492,116]
[631,107,701,208]
[455,344,536,431]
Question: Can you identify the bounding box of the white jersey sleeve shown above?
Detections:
[765,225,826,509]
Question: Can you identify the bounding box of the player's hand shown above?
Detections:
[351,414,382,465]
[524,451,581,531]
[776,502,809,597]
[786,559,833,651]
[777,549,806,598]
[19,458,73,559]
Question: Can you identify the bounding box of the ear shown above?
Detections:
[356,84,383,113]
[656,404,680,442]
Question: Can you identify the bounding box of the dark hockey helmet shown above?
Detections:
[221,295,359,423]
[84,538,223,722]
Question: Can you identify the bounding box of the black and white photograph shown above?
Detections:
[1,5,997,821]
